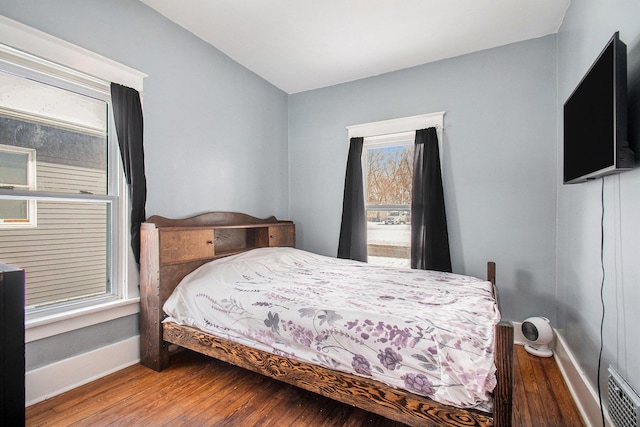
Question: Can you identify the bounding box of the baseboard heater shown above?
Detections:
[608,366,640,427]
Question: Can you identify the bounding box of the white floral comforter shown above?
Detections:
[163,247,501,411]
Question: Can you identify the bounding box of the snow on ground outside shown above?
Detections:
[367,222,410,245]
[367,222,410,268]
[368,256,410,268]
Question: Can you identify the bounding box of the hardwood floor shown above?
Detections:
[26,345,585,426]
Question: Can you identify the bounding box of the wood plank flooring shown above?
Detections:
[26,345,585,426]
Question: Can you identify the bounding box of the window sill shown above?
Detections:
[25,297,140,343]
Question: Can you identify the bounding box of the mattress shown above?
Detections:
[163,247,501,411]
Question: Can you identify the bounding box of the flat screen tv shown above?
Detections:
[563,31,634,184]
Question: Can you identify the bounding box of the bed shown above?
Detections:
[139,212,513,427]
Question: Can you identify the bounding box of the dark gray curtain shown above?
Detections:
[111,83,146,266]
[411,128,451,271]
[337,137,367,262]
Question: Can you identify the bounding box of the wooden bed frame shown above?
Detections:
[139,212,514,427]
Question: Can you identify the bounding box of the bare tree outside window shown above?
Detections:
[366,145,413,207]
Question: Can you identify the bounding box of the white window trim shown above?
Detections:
[0,15,147,341]
[0,15,145,93]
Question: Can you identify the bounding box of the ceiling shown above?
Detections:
[140,0,570,94]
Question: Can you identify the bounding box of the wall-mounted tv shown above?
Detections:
[563,31,634,184]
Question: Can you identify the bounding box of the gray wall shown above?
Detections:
[0,0,289,220]
[288,35,558,323]
[557,0,640,404]
[0,0,289,368]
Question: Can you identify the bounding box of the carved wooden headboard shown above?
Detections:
[139,212,295,371]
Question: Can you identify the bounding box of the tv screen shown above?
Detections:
[563,32,633,184]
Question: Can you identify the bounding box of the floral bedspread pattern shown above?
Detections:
[163,247,501,411]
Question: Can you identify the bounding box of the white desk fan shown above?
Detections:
[521,317,553,357]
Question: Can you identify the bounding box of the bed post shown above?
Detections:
[493,320,513,427]
[488,261,513,427]
[139,223,170,371]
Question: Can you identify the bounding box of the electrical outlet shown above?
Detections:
[608,366,640,427]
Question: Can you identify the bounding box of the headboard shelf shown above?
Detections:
[152,222,292,231]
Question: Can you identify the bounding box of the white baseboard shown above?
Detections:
[25,335,140,407]
[511,320,526,345]
[545,329,613,427]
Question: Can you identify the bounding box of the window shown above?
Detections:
[0,16,146,336]
[0,144,36,227]
[0,66,115,310]
[364,133,414,268]
[347,112,445,268]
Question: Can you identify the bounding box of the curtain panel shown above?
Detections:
[337,137,367,262]
[411,128,451,272]
[111,83,146,266]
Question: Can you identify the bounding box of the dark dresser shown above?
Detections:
[0,263,25,423]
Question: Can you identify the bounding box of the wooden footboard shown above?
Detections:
[163,321,504,427]
[139,212,513,426]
